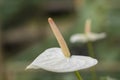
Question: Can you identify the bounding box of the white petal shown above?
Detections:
[26,48,65,69]
[88,32,106,41]
[96,33,106,40]
[70,34,87,43]
[26,48,98,73]
[70,32,106,43]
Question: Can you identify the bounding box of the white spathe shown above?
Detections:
[70,32,106,43]
[26,48,98,73]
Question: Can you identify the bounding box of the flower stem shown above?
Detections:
[87,41,97,80]
[74,71,83,80]
[87,41,95,58]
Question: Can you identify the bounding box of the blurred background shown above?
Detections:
[0,0,120,80]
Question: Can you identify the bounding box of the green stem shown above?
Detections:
[90,67,97,80]
[87,41,97,80]
[74,71,83,80]
[87,41,95,58]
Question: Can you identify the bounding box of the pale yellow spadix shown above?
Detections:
[85,19,91,34]
[48,18,70,57]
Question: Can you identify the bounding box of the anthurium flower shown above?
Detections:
[70,19,106,43]
[26,18,98,73]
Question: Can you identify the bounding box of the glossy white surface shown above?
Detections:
[26,48,98,73]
